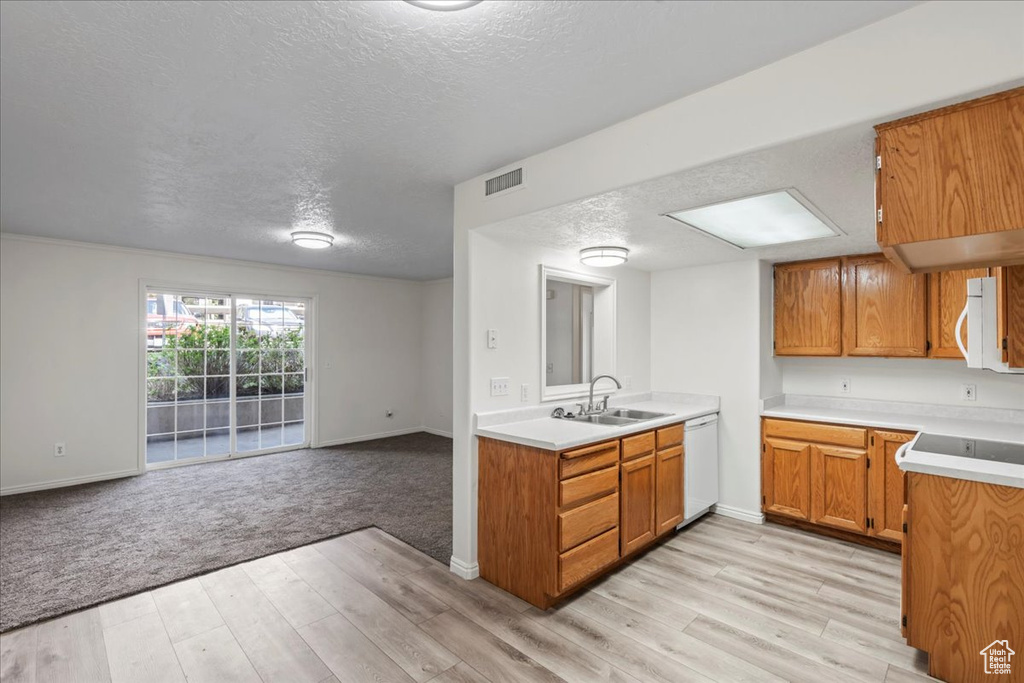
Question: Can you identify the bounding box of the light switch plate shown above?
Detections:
[520,383,529,402]
[486,329,498,350]
[490,377,510,397]
[54,442,66,457]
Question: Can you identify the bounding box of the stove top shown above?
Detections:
[909,433,1024,466]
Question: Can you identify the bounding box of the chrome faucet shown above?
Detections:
[585,374,622,415]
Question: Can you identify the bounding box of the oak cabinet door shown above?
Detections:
[877,90,1024,247]
[842,254,928,357]
[928,268,988,359]
[620,454,656,555]
[773,259,842,356]
[996,265,1024,368]
[763,438,812,521]
[810,444,868,534]
[655,445,684,535]
[869,429,914,542]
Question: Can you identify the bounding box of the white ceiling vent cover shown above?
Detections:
[484,167,524,196]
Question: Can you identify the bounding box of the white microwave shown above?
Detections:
[955,276,1023,374]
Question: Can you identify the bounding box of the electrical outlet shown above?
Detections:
[490,377,510,397]
[840,377,851,393]
[520,383,529,402]
[486,329,498,350]
[623,376,633,389]
[961,439,976,457]
[54,442,66,457]
[961,384,977,401]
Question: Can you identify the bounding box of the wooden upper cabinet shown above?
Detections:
[810,444,868,534]
[996,265,1024,368]
[928,268,988,359]
[762,438,812,521]
[869,429,914,543]
[774,259,842,356]
[843,254,928,357]
[875,87,1024,272]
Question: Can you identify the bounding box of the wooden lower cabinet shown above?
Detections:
[761,418,912,549]
[478,421,686,609]
[620,454,656,555]
[904,472,1024,682]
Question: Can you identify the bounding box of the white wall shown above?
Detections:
[421,278,454,437]
[651,260,767,519]
[0,235,452,494]
[470,231,651,415]
[780,357,1024,409]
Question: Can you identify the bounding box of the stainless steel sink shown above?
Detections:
[573,414,640,426]
[605,409,672,420]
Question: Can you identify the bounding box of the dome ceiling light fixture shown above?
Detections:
[291,231,334,250]
[404,1,482,10]
[580,246,629,268]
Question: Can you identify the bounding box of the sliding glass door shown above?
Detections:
[145,289,309,467]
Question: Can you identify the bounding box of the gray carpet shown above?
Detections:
[0,432,452,633]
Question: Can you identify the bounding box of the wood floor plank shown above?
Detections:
[606,566,890,682]
[102,611,184,683]
[694,515,765,543]
[409,564,533,617]
[346,527,441,575]
[526,605,713,683]
[407,564,633,682]
[200,565,332,683]
[419,610,562,683]
[0,625,38,683]
[152,577,225,644]
[426,661,491,683]
[241,554,337,629]
[566,590,784,683]
[684,614,866,683]
[639,542,725,577]
[822,619,931,674]
[587,574,699,631]
[885,664,941,682]
[35,608,111,683]
[172,624,261,683]
[298,613,416,683]
[281,545,458,682]
[97,593,158,630]
[314,537,449,624]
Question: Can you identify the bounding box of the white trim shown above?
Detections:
[539,265,617,402]
[712,504,765,525]
[0,232,429,284]
[316,427,425,448]
[449,556,480,580]
[0,469,140,496]
[422,427,454,439]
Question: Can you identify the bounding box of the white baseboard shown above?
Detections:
[713,503,765,525]
[317,427,425,448]
[449,556,480,580]
[422,427,453,439]
[0,468,141,496]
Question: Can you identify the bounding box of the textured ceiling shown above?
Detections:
[478,124,880,270]
[0,1,917,279]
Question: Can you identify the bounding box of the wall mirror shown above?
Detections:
[540,266,616,401]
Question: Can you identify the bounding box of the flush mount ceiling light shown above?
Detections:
[291,231,334,250]
[663,189,843,250]
[580,246,629,267]
[404,0,482,10]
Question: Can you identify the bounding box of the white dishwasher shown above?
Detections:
[678,413,719,528]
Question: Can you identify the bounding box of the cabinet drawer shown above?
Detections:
[560,441,620,479]
[559,493,618,552]
[763,418,866,448]
[559,527,619,593]
[560,465,618,509]
[621,431,655,461]
[656,424,684,450]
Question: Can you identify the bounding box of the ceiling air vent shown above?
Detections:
[484,167,523,196]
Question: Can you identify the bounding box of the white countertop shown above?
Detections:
[761,395,1024,488]
[475,393,718,451]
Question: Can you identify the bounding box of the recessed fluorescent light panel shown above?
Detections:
[663,189,843,249]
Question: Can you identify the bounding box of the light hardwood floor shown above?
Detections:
[0,515,935,682]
